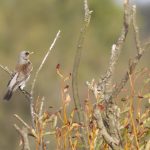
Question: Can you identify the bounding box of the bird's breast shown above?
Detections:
[15,62,32,75]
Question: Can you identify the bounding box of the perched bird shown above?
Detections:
[3,51,33,100]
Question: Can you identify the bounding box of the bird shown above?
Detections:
[3,51,33,101]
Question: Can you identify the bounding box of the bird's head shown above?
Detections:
[19,51,34,64]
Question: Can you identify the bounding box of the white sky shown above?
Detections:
[136,0,150,3]
[115,0,150,5]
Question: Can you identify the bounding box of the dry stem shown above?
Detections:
[30,30,61,95]
[72,0,92,149]
[72,0,92,122]
[30,30,61,128]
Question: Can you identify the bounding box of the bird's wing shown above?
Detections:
[7,72,28,92]
[7,72,19,90]
[7,71,17,86]
[7,62,33,92]
[13,72,29,91]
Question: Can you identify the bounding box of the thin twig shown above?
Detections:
[132,5,143,54]
[111,49,144,100]
[43,131,56,136]
[0,64,12,75]
[30,30,61,128]
[14,114,31,130]
[31,30,61,95]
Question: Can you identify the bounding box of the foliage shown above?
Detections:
[14,66,150,150]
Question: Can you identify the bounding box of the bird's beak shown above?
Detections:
[29,52,34,55]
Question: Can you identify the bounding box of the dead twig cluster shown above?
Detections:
[0,0,150,150]
[86,0,150,149]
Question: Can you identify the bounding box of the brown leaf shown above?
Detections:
[97,104,105,111]
[56,64,60,69]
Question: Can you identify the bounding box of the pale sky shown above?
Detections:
[115,0,150,5]
[136,0,150,4]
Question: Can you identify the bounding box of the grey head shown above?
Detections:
[18,51,33,64]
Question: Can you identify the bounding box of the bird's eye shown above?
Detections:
[25,52,29,55]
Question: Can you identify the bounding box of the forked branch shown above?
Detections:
[14,124,30,150]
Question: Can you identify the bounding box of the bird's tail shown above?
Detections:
[3,90,13,101]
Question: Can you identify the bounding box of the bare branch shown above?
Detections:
[96,0,131,103]
[72,0,92,122]
[107,0,131,79]
[93,105,122,150]
[19,88,32,100]
[111,4,148,100]
[39,97,45,117]
[72,0,92,149]
[14,124,30,150]
[132,5,143,54]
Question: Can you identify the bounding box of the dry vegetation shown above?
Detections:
[0,0,150,150]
